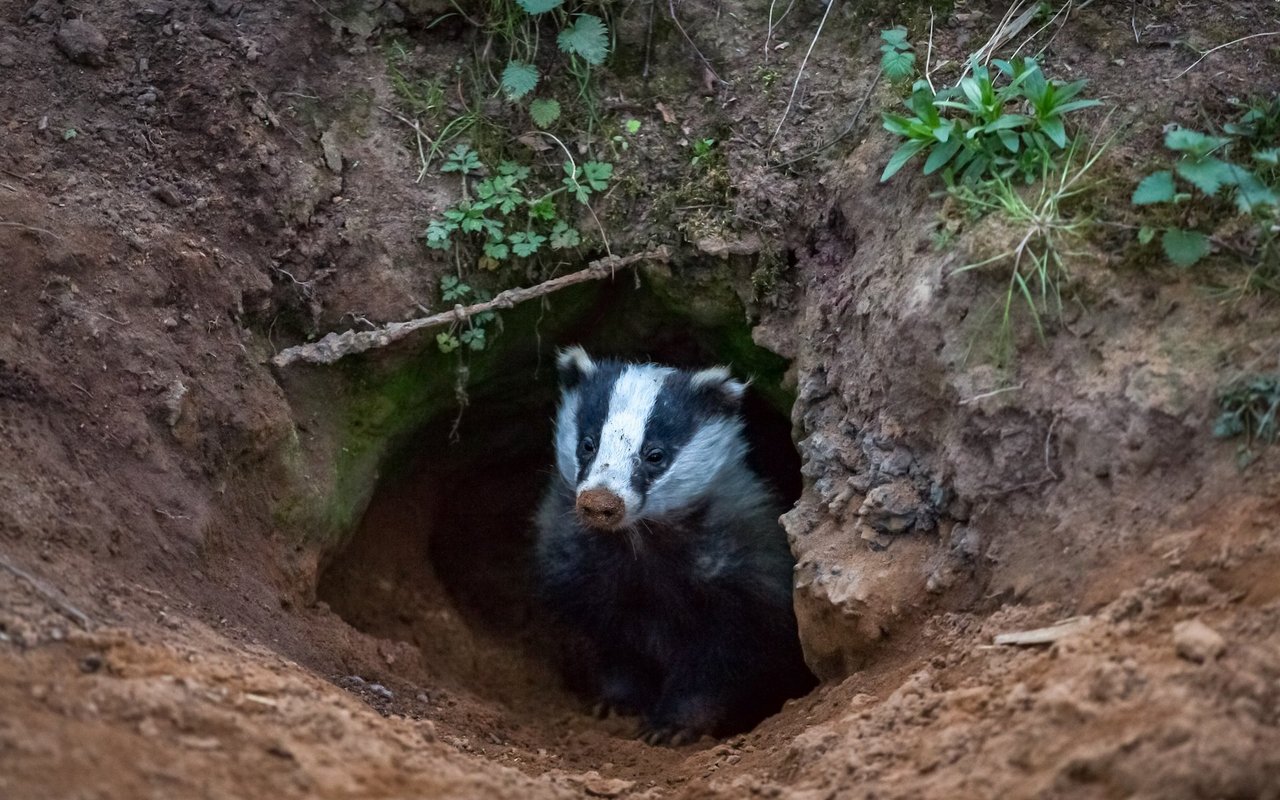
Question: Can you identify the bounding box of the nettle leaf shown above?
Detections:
[529,98,561,129]
[880,27,909,48]
[881,50,915,82]
[1132,171,1176,205]
[508,230,548,257]
[557,14,609,66]
[1164,128,1230,158]
[1228,166,1280,212]
[516,0,562,13]
[550,220,580,249]
[500,61,539,101]
[1161,228,1211,267]
[1175,157,1233,197]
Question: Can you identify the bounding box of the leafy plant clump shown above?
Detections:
[495,0,612,130]
[879,27,916,83]
[880,54,1101,185]
[424,143,609,266]
[1131,98,1279,278]
[1213,373,1280,466]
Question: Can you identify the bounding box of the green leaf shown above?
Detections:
[1138,225,1156,245]
[880,27,909,49]
[624,118,641,134]
[516,0,563,13]
[441,275,472,302]
[483,240,510,260]
[528,196,557,221]
[550,220,581,249]
[881,50,915,82]
[923,137,961,174]
[1039,116,1067,148]
[436,332,460,353]
[996,129,1021,153]
[1132,171,1176,205]
[1175,157,1233,197]
[500,61,539,101]
[460,327,487,351]
[425,219,455,250]
[441,144,481,174]
[529,98,561,128]
[1227,166,1279,212]
[1161,228,1211,267]
[1254,147,1280,167]
[880,139,928,181]
[557,14,609,66]
[508,230,547,257]
[582,161,613,190]
[1164,128,1230,157]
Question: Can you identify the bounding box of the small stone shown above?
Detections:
[368,683,394,700]
[1173,620,1225,663]
[56,20,110,67]
[858,480,922,533]
[208,0,235,14]
[153,184,184,207]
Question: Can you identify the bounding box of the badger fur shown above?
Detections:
[535,347,815,745]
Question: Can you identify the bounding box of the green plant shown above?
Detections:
[489,0,612,131]
[690,137,717,168]
[1131,101,1280,278]
[434,276,498,353]
[423,143,611,266]
[879,27,915,83]
[950,139,1106,363]
[1213,374,1280,466]
[881,56,1101,185]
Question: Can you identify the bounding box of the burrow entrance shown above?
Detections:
[316,271,806,733]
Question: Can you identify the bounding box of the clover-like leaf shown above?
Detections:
[508,230,547,257]
[436,332,460,353]
[550,220,581,250]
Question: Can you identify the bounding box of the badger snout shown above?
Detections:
[576,488,626,530]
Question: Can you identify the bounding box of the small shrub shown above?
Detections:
[1214,374,1280,466]
[880,56,1101,185]
[423,144,610,267]
[1131,98,1280,282]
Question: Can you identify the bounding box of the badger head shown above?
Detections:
[552,346,749,532]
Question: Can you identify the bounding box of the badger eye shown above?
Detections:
[644,448,666,465]
[579,437,596,456]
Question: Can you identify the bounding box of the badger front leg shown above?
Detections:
[640,637,749,746]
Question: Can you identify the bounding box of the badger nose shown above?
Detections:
[576,488,625,530]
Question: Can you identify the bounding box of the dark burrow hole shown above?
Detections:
[316,274,807,732]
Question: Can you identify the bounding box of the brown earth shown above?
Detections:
[2,0,1280,798]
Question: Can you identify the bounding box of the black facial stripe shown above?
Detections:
[631,371,735,493]
[573,360,625,483]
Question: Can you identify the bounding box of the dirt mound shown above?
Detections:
[2,0,1279,798]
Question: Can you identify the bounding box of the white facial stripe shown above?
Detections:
[581,365,672,516]
[642,418,746,517]
[554,389,581,483]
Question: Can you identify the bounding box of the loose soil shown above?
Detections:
[2,1,1279,799]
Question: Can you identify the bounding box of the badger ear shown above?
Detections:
[556,346,597,389]
[690,366,747,411]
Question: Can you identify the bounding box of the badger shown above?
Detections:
[534,347,815,745]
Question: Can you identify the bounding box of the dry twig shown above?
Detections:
[0,555,92,630]
[271,248,671,368]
